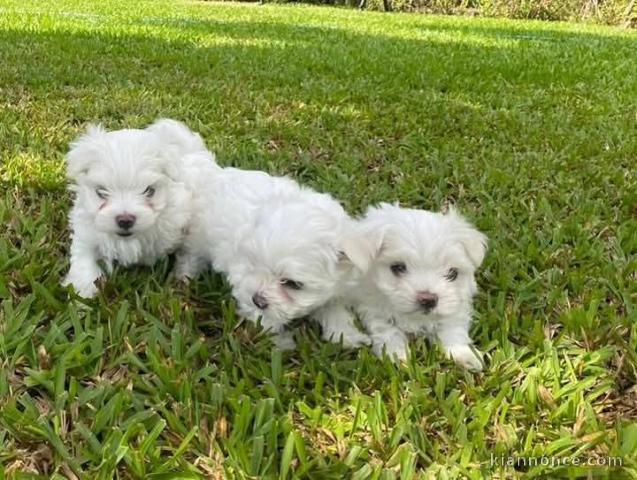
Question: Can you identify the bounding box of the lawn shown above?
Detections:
[0,0,636,478]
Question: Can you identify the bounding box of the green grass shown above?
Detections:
[0,0,636,478]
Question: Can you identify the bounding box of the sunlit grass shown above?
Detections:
[0,0,636,478]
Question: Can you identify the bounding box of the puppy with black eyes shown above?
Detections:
[62,119,215,298]
[344,203,487,371]
[175,162,371,350]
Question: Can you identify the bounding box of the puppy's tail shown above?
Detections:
[147,118,208,159]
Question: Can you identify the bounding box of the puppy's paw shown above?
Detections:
[445,344,483,372]
[172,263,197,284]
[272,331,296,351]
[341,330,372,349]
[62,275,99,298]
[171,270,192,285]
[173,254,207,283]
[323,329,371,349]
[372,338,409,363]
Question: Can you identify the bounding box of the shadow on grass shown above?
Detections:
[1,16,635,123]
[2,17,634,206]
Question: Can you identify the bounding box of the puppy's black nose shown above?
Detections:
[252,293,268,310]
[417,291,438,311]
[116,214,136,230]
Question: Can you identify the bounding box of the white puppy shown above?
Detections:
[63,119,214,298]
[176,163,370,350]
[344,203,487,371]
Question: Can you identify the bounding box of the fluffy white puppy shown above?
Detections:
[344,203,487,371]
[176,162,370,350]
[63,119,213,298]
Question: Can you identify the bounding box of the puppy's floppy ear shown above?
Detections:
[158,150,216,187]
[65,124,107,180]
[159,155,185,183]
[338,222,385,273]
[147,119,211,182]
[446,207,488,268]
[147,119,207,159]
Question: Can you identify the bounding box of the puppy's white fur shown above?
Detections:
[63,119,214,297]
[343,203,487,371]
[177,164,370,349]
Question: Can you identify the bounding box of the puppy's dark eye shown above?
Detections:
[96,187,108,199]
[280,279,303,290]
[445,268,459,281]
[390,262,407,276]
[143,186,155,198]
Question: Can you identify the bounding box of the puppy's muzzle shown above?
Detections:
[416,291,438,313]
[252,293,268,310]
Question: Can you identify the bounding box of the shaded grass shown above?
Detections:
[0,0,636,478]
